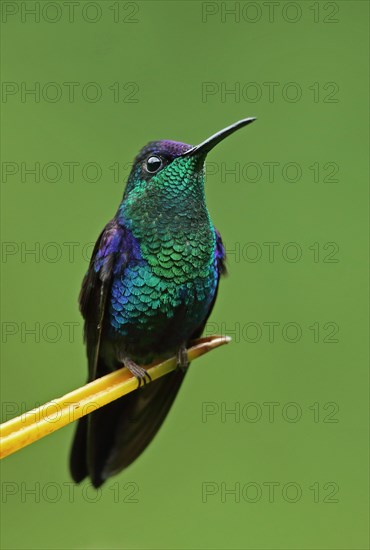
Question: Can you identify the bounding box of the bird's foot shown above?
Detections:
[176,345,189,371]
[124,357,152,388]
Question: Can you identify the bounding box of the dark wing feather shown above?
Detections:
[79,219,125,382]
[70,219,125,484]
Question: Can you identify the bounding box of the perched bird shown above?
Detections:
[70,117,256,487]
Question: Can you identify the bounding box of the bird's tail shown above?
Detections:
[69,366,187,488]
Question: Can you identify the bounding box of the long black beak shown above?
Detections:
[183,117,256,158]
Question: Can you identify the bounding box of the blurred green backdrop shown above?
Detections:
[1,1,369,549]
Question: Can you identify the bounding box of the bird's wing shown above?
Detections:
[70,218,126,484]
[214,227,227,276]
[79,218,126,382]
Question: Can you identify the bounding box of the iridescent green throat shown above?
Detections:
[119,156,216,282]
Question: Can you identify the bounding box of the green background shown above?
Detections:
[1,1,369,549]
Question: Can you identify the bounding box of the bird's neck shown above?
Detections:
[118,178,216,280]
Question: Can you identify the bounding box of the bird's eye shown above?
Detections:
[145,155,163,173]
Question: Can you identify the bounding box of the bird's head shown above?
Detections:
[119,118,256,225]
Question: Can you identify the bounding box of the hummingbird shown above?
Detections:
[70,117,256,488]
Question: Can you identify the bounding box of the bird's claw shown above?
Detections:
[124,358,152,388]
[176,345,189,371]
